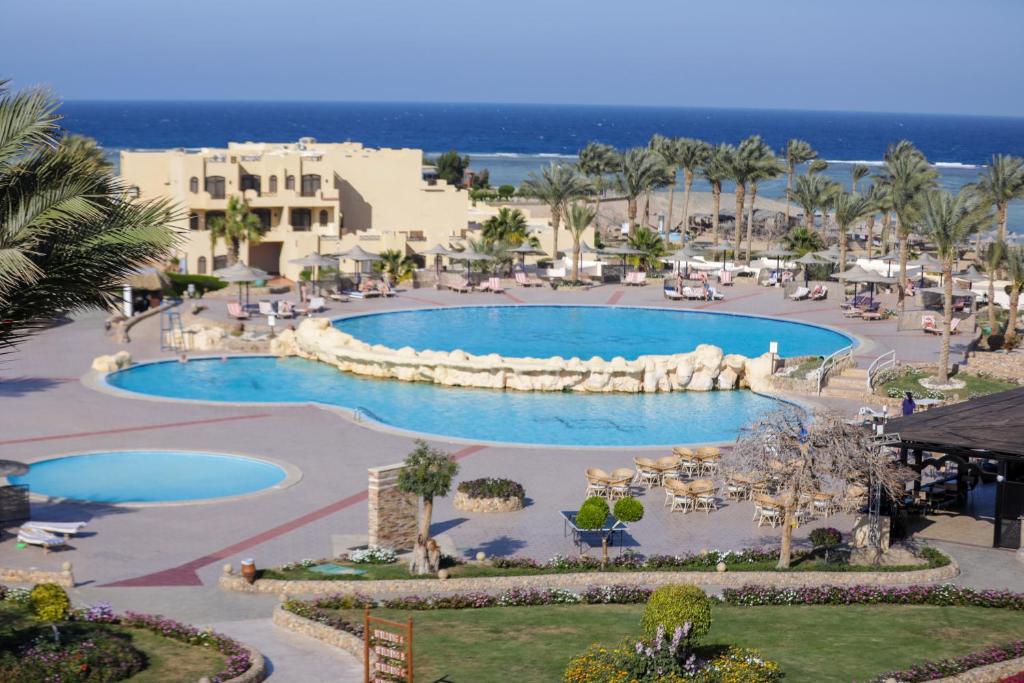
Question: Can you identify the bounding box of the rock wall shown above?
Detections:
[368,463,418,551]
[271,318,775,394]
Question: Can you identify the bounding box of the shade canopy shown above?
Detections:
[418,244,452,256]
[123,267,172,292]
[212,262,270,282]
[876,251,901,262]
[920,286,977,297]
[337,245,381,262]
[601,245,644,256]
[663,247,702,262]
[857,270,898,285]
[794,252,827,265]
[760,246,795,259]
[908,253,945,270]
[832,265,873,281]
[579,241,601,255]
[450,249,495,261]
[508,243,547,255]
[288,252,339,268]
[953,266,988,283]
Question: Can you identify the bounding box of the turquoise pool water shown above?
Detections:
[106,357,791,447]
[10,450,287,503]
[334,306,852,359]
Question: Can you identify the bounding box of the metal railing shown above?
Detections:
[866,350,897,393]
[816,344,854,395]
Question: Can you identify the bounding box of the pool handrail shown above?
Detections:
[816,344,854,395]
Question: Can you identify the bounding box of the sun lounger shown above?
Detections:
[378,281,396,298]
[682,286,703,300]
[790,286,811,301]
[922,315,960,334]
[515,271,542,287]
[18,526,67,552]
[448,278,472,293]
[481,277,504,293]
[718,269,733,285]
[663,286,684,300]
[258,300,275,316]
[629,272,647,286]
[325,289,349,303]
[277,300,296,317]
[24,521,86,539]
[307,296,326,312]
[227,301,249,319]
[810,285,828,301]
[765,272,779,287]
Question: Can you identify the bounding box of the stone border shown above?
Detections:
[928,655,1024,683]
[224,641,268,683]
[220,556,959,596]
[452,490,524,513]
[0,565,75,588]
[273,605,365,661]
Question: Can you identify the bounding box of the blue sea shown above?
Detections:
[62,101,1024,230]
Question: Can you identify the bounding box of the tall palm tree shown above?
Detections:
[728,136,763,257]
[676,138,711,236]
[209,196,264,266]
[782,227,825,257]
[562,201,597,282]
[520,162,588,263]
[482,207,530,246]
[864,182,888,259]
[831,191,874,271]
[1004,245,1024,347]
[918,188,991,382]
[980,240,1006,336]
[650,135,684,237]
[850,163,870,193]
[702,144,734,246]
[788,174,837,234]
[1,82,179,354]
[615,148,666,238]
[975,154,1024,244]
[576,142,618,220]
[740,138,782,262]
[878,141,937,311]
[784,139,817,226]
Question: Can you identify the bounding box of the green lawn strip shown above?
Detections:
[333,604,1024,683]
[878,368,1016,400]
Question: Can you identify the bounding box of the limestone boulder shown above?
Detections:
[91,350,132,373]
[188,325,227,351]
[743,353,775,392]
[717,367,739,390]
[692,344,724,373]
[687,370,716,391]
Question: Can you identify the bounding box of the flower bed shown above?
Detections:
[868,641,1024,682]
[721,583,1024,609]
[454,478,525,513]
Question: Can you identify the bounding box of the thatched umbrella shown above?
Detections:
[450,249,495,285]
[123,267,173,293]
[709,241,738,270]
[663,245,702,278]
[509,242,547,270]
[337,245,381,286]
[953,265,988,285]
[876,250,901,277]
[908,252,945,286]
[760,246,795,280]
[212,262,270,308]
[601,245,644,277]
[857,269,898,305]
[794,251,828,286]
[288,252,339,296]
[418,244,452,289]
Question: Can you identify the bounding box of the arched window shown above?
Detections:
[197,256,207,274]
[319,209,329,226]
[269,175,278,193]
[301,174,321,197]
[204,176,226,199]
[285,175,295,191]
[188,213,200,231]
[240,174,261,193]
[189,177,199,193]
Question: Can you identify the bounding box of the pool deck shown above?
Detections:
[0,280,1010,680]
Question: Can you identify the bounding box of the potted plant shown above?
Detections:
[575,496,644,567]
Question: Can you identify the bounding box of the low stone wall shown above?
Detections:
[222,642,268,683]
[926,656,1024,683]
[270,318,775,394]
[0,564,75,588]
[452,491,524,513]
[272,605,365,660]
[220,558,958,596]
[964,348,1024,383]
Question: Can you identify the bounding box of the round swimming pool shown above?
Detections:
[333,306,852,359]
[104,357,794,447]
[10,450,289,503]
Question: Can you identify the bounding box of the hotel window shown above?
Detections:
[205,176,226,199]
[240,174,261,194]
[254,209,272,230]
[189,177,199,193]
[269,175,278,193]
[197,256,207,274]
[188,213,200,231]
[319,210,329,226]
[213,255,228,270]
[285,175,295,191]
[206,211,224,231]
[291,208,312,231]
[301,174,321,197]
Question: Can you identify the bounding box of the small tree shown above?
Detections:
[497,184,516,200]
[30,583,70,643]
[397,440,459,575]
[723,410,910,568]
[575,496,644,567]
[431,150,470,188]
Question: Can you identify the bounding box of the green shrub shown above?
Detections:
[167,272,227,297]
[613,497,644,523]
[30,583,70,622]
[0,631,145,683]
[575,497,609,530]
[641,584,712,641]
[809,527,842,550]
[457,477,525,500]
[706,646,783,682]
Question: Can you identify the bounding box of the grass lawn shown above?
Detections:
[334,603,1024,682]
[878,368,1016,401]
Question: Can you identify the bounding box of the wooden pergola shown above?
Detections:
[883,387,1024,548]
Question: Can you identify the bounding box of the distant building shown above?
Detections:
[120,138,469,280]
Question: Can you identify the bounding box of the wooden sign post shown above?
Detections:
[364,609,414,683]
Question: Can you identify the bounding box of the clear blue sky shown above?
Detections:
[6,0,1022,116]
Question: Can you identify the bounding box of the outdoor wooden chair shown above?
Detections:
[690,479,718,513]
[753,493,782,528]
[654,455,682,484]
[585,468,613,498]
[607,468,635,500]
[632,457,661,490]
[664,479,693,513]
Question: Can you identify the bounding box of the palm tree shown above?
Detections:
[702,144,734,246]
[980,240,1006,336]
[482,207,530,246]
[208,196,264,266]
[784,140,817,225]
[782,227,825,257]
[651,135,684,237]
[1004,245,1024,347]
[918,188,991,382]
[740,139,782,262]
[615,148,666,238]
[576,142,618,220]
[58,134,112,172]
[562,201,597,282]
[728,136,764,258]
[831,191,874,271]
[676,138,711,235]
[788,174,838,234]
[807,159,829,175]
[0,82,178,353]
[878,141,937,311]
[520,162,588,264]
[627,226,667,274]
[375,249,416,285]
[975,155,1024,244]
[850,164,870,193]
[864,182,889,259]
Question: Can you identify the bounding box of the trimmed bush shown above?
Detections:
[641,584,712,641]
[30,583,70,622]
[613,497,644,523]
[457,478,525,501]
[575,497,610,530]
[0,631,145,683]
[167,272,227,297]
[809,527,842,549]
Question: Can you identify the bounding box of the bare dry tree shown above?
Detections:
[723,410,912,568]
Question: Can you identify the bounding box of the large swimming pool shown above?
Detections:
[105,357,791,447]
[334,306,852,359]
[10,450,288,503]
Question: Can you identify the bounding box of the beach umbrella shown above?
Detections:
[708,241,738,270]
[663,245,702,278]
[122,267,173,294]
[794,252,827,286]
[288,252,339,296]
[601,245,644,275]
[760,246,794,279]
[857,269,897,305]
[509,242,547,269]
[337,244,381,286]
[876,250,901,277]
[450,248,495,284]
[212,261,270,308]
[418,244,452,289]
[908,252,945,287]
[953,265,988,284]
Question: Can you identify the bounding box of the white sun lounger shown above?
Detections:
[24,521,87,538]
[18,526,67,552]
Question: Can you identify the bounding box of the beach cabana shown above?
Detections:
[212,262,270,308]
